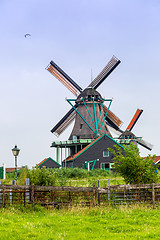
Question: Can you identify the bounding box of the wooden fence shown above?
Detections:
[0,183,160,208]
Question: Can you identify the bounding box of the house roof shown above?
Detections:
[153,156,160,164]
[37,157,61,167]
[65,133,124,162]
[6,167,21,173]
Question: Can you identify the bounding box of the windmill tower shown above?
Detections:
[68,88,112,140]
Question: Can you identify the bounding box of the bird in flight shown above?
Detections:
[24,34,31,38]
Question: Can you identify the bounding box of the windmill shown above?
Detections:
[46,56,122,140]
[118,109,153,150]
[46,56,153,156]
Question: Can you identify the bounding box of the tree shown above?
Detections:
[108,143,159,184]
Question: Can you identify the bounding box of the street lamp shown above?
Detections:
[12,145,20,182]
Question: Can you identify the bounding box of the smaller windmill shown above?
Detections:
[118,109,153,150]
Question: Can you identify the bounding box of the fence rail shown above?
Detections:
[0,183,160,208]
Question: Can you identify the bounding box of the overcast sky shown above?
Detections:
[0,0,160,168]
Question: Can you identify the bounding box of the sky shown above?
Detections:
[0,0,160,168]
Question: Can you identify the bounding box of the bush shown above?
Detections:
[27,167,56,186]
[108,143,159,184]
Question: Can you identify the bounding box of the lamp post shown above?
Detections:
[12,145,20,182]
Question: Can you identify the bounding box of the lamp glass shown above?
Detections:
[12,145,20,157]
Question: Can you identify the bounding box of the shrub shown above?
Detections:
[108,143,158,184]
[27,167,56,186]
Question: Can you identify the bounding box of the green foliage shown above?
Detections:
[53,167,89,179]
[3,166,121,186]
[108,143,158,184]
[27,167,57,186]
[27,167,116,186]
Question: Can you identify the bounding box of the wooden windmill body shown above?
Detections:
[69,88,112,140]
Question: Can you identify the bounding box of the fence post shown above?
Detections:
[152,183,155,209]
[108,179,110,201]
[26,178,30,204]
[31,185,35,207]
[0,181,2,207]
[12,180,16,185]
[3,186,5,208]
[10,180,16,205]
[97,180,100,205]
[93,183,96,207]
[3,163,5,180]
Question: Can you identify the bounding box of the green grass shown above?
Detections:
[65,175,124,187]
[0,205,160,239]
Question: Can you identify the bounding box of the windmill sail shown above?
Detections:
[103,104,123,128]
[51,105,77,136]
[47,61,82,96]
[126,109,143,131]
[88,56,121,89]
[137,138,153,151]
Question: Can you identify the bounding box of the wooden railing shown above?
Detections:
[0,183,159,208]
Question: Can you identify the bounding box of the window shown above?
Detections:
[103,150,109,157]
[80,124,83,129]
[110,163,114,169]
[88,95,91,101]
[95,95,98,101]
[101,163,109,170]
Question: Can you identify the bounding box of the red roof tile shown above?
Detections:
[37,158,48,166]
[65,135,103,161]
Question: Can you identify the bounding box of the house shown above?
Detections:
[153,156,160,165]
[62,134,124,170]
[6,167,21,173]
[37,157,61,169]
[153,156,160,170]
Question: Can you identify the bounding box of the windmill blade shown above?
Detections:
[88,56,121,89]
[46,61,82,96]
[135,138,153,151]
[52,111,76,136]
[107,123,123,136]
[103,104,123,128]
[51,105,77,136]
[126,109,143,131]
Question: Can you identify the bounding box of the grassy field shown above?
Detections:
[0,205,160,240]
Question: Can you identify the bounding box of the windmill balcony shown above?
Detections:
[51,139,94,147]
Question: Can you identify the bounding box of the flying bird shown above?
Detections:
[24,34,31,38]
